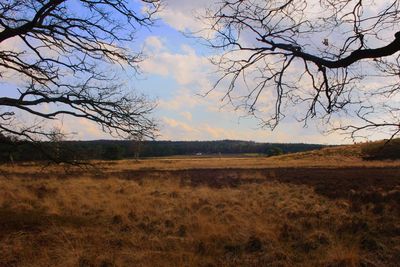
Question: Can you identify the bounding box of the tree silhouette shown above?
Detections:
[202,0,400,140]
[0,0,159,142]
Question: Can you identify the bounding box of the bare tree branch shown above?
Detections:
[200,0,400,139]
[0,0,160,142]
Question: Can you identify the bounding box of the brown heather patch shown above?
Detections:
[0,153,399,266]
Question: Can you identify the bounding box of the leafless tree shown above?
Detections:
[201,0,400,140]
[0,0,160,142]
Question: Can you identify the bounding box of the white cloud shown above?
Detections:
[144,36,165,52]
[180,111,193,121]
[159,0,214,32]
[141,43,213,86]
[201,124,236,139]
[159,88,201,110]
[162,117,196,132]
[161,116,199,140]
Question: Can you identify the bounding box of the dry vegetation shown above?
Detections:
[0,144,399,267]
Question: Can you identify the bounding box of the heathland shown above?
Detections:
[0,142,399,266]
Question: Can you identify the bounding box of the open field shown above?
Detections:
[0,145,400,267]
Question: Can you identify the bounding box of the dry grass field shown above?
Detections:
[0,144,399,267]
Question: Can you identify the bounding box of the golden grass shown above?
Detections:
[0,177,348,266]
[0,147,399,266]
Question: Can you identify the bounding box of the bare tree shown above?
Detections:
[201,0,400,140]
[0,0,160,142]
[129,132,144,161]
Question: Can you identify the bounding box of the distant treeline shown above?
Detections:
[0,138,326,162]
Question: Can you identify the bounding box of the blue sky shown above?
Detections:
[60,1,354,143]
[4,0,395,144]
[113,1,349,144]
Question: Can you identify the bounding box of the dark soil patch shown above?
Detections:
[113,167,400,205]
[0,208,91,236]
[4,166,400,204]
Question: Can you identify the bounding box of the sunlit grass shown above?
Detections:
[0,145,399,266]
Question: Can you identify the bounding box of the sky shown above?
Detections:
[123,0,360,144]
[114,0,348,144]
[2,0,397,145]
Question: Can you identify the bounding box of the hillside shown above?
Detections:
[361,138,400,160]
[276,138,400,162]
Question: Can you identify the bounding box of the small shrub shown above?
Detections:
[224,243,242,255]
[338,218,369,235]
[177,225,187,237]
[99,260,114,267]
[27,184,58,199]
[372,203,384,215]
[360,236,382,251]
[361,139,400,160]
[111,215,123,225]
[279,223,303,241]
[78,257,94,267]
[196,241,207,255]
[164,219,174,228]
[245,236,263,253]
